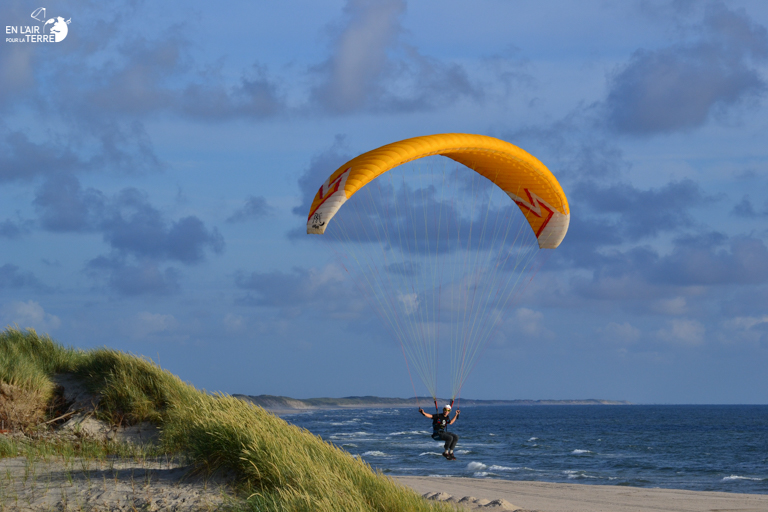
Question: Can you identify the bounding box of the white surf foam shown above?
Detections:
[564,470,598,479]
[571,449,592,454]
[331,431,370,437]
[330,419,361,426]
[488,465,518,471]
[723,475,763,482]
[362,451,387,457]
[467,461,487,471]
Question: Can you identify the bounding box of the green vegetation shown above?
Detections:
[0,434,166,461]
[0,328,449,511]
[0,327,82,400]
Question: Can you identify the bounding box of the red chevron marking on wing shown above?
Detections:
[308,167,351,221]
[514,189,555,237]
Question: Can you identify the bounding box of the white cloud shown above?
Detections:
[724,315,768,331]
[511,308,554,338]
[1,300,61,333]
[656,319,705,346]
[310,0,479,113]
[224,313,245,333]
[651,297,687,315]
[313,0,404,112]
[311,264,348,288]
[133,311,178,339]
[720,316,768,346]
[598,322,641,344]
[398,293,419,315]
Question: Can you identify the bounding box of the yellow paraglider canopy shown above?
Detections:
[306,133,569,248]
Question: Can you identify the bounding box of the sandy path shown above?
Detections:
[0,456,235,511]
[395,476,768,512]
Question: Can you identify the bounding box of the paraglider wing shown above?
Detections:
[306,133,569,248]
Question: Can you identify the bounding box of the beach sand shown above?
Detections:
[2,453,767,511]
[395,476,768,511]
[0,455,234,511]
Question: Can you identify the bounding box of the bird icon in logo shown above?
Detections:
[31,7,71,42]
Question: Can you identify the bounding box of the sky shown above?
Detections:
[1,0,767,404]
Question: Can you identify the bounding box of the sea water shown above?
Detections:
[283,405,768,494]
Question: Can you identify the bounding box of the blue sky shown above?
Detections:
[1,0,767,403]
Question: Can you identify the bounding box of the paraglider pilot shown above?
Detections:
[419,404,460,460]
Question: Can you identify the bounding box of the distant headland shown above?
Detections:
[234,394,631,411]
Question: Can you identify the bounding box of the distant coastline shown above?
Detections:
[234,394,631,412]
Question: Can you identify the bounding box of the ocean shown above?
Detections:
[282,404,768,494]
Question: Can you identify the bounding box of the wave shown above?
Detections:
[467,461,487,471]
[722,475,764,482]
[330,437,375,442]
[564,470,598,479]
[488,465,518,471]
[389,430,430,436]
[571,449,592,454]
[329,431,372,439]
[528,437,538,441]
[362,451,388,457]
[419,452,443,456]
[330,419,361,426]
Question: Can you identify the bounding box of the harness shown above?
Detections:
[430,399,455,439]
[432,414,448,433]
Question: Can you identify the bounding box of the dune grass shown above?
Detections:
[0,328,83,401]
[164,393,444,511]
[0,432,169,463]
[0,328,450,511]
[70,347,200,426]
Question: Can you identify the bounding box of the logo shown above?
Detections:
[310,213,325,230]
[306,167,352,234]
[5,7,71,43]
